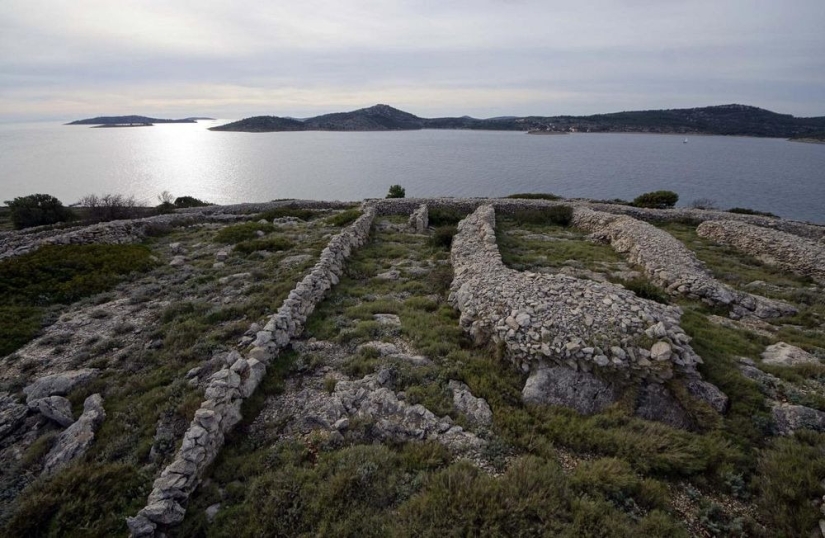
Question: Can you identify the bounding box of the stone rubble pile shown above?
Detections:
[448,205,726,423]
[407,204,429,233]
[127,206,376,537]
[697,219,825,285]
[571,207,796,319]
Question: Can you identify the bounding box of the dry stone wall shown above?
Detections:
[571,207,797,319]
[697,220,825,284]
[371,197,825,241]
[448,204,726,423]
[408,204,428,233]
[127,207,376,537]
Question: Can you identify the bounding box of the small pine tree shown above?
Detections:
[632,190,679,209]
[386,185,406,199]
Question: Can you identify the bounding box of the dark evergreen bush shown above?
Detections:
[632,190,679,209]
[386,184,406,198]
[4,193,74,229]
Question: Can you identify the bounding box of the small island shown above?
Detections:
[67,115,215,126]
[210,103,825,138]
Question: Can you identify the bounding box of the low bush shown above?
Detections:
[4,194,75,229]
[754,431,825,536]
[0,244,155,354]
[213,222,275,244]
[632,190,679,209]
[2,462,149,537]
[429,225,457,250]
[326,209,362,227]
[504,193,562,200]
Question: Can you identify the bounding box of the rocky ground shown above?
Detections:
[1,200,824,537]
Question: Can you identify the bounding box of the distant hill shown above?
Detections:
[208,104,825,138]
[67,116,215,125]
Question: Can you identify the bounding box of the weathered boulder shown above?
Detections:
[522,367,618,415]
[408,204,429,234]
[42,393,106,476]
[28,395,74,427]
[761,342,820,367]
[448,380,493,427]
[634,383,692,429]
[772,403,825,435]
[23,369,100,403]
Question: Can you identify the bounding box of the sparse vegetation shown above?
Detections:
[326,209,362,227]
[213,221,275,244]
[727,207,779,218]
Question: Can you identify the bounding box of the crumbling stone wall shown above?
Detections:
[408,204,428,233]
[571,207,797,319]
[697,220,825,285]
[127,207,376,537]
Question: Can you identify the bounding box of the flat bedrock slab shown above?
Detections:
[761,342,820,367]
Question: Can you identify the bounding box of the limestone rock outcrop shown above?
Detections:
[408,204,428,233]
[23,369,100,403]
[761,342,820,367]
[41,394,105,476]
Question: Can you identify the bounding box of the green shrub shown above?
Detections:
[2,462,149,537]
[386,184,406,198]
[0,244,155,355]
[326,209,362,227]
[213,222,275,244]
[4,194,74,229]
[754,432,825,536]
[174,195,210,208]
[727,207,778,218]
[632,190,679,209]
[504,193,561,200]
[233,236,294,254]
[429,225,457,250]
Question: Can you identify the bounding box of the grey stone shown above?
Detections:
[522,366,618,415]
[684,378,729,413]
[23,368,100,403]
[205,503,221,523]
[42,394,106,476]
[772,403,825,435]
[373,313,401,325]
[634,383,692,430]
[448,380,492,427]
[761,342,820,367]
[28,395,74,427]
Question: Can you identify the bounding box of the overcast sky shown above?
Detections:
[1,0,823,121]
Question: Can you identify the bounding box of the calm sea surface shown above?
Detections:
[1,121,823,223]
